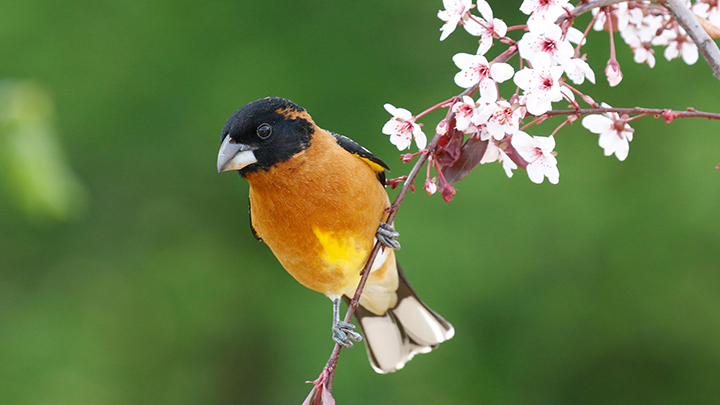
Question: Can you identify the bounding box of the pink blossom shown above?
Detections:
[464,0,508,55]
[654,25,699,65]
[511,131,559,184]
[475,100,524,140]
[518,24,575,65]
[693,0,720,27]
[438,0,474,41]
[563,57,596,84]
[452,96,483,132]
[382,104,427,150]
[581,103,634,161]
[513,53,568,116]
[453,53,515,97]
[520,0,573,33]
[592,2,630,32]
[621,16,659,68]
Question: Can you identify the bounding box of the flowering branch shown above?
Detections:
[542,106,720,121]
[305,0,720,402]
[558,0,720,80]
[660,0,720,79]
[378,0,720,190]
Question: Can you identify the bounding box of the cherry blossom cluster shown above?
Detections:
[596,1,703,70]
[306,2,720,402]
[380,0,718,199]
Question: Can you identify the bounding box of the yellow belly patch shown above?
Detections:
[312,226,367,274]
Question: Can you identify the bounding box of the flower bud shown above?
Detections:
[605,58,623,87]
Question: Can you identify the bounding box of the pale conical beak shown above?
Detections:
[217,134,258,172]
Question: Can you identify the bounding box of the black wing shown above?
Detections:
[330,132,389,186]
[248,195,262,242]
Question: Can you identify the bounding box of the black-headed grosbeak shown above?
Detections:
[216,97,453,373]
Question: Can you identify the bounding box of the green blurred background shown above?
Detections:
[1,1,719,404]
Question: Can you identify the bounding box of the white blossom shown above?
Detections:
[453,53,514,99]
[693,0,720,27]
[464,0,508,55]
[563,57,596,84]
[518,24,575,66]
[520,0,573,33]
[581,103,635,161]
[382,104,427,150]
[475,100,524,140]
[592,2,630,32]
[511,131,559,184]
[452,96,482,132]
[513,53,568,116]
[438,0,474,41]
[655,25,699,65]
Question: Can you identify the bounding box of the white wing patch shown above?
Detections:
[394,296,455,345]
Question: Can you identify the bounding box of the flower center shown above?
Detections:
[542,39,557,53]
[612,120,627,139]
[401,122,414,137]
[475,64,490,79]
[540,74,554,90]
[538,0,553,12]
[492,107,513,125]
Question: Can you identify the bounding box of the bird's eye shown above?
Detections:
[257,123,272,139]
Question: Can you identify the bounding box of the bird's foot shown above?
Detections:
[376,222,401,250]
[332,320,362,348]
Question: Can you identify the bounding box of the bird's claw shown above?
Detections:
[376,222,401,250]
[332,320,362,348]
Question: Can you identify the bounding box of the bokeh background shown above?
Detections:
[1,1,719,404]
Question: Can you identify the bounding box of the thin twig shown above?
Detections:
[541,106,720,120]
[559,0,629,21]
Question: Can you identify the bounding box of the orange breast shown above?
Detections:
[245,128,390,296]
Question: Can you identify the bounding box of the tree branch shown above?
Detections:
[542,106,720,121]
[564,0,630,18]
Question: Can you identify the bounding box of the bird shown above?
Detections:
[216,97,453,373]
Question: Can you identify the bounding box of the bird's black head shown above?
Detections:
[216,97,314,176]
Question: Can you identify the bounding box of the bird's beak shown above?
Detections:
[217,134,258,172]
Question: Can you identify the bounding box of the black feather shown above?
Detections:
[330,132,389,186]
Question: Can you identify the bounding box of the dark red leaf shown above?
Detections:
[434,122,464,167]
[504,141,529,170]
[440,137,489,185]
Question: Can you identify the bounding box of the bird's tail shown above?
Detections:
[349,262,454,373]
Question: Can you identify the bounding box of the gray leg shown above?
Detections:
[331,298,362,348]
[376,222,401,250]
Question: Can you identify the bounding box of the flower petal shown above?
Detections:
[413,125,428,149]
[477,0,494,20]
[490,62,515,83]
[493,18,508,37]
[581,115,612,134]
